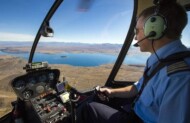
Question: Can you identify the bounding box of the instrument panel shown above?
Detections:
[11,69,60,100]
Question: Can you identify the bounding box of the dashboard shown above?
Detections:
[11,69,60,100]
[10,68,78,123]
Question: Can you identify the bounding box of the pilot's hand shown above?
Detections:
[95,86,113,101]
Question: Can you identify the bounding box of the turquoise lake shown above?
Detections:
[0,51,148,66]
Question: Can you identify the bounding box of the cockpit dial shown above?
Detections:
[38,74,47,82]
[14,80,26,90]
[22,90,33,100]
[28,77,36,86]
[48,72,55,81]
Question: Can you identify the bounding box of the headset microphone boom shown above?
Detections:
[133,31,156,47]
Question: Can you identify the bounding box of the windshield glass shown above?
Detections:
[0,0,133,117]
[34,0,133,90]
[0,0,55,117]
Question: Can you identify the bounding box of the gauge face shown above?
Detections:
[23,90,33,99]
[14,80,26,90]
[45,84,51,90]
[28,77,36,85]
[36,85,45,94]
[39,74,47,82]
[48,72,55,81]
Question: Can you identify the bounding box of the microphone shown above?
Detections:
[133,31,156,47]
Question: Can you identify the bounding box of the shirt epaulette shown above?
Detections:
[167,60,190,76]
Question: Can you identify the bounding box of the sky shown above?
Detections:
[0,0,133,44]
[0,0,189,45]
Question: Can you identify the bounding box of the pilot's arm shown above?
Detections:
[158,75,190,123]
[99,81,140,99]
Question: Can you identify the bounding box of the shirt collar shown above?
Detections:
[147,40,188,68]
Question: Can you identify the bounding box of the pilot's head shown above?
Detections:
[135,2,187,53]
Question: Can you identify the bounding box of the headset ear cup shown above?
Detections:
[144,15,167,40]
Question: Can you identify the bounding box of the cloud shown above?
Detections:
[0,32,34,41]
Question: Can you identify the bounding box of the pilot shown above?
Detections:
[77,1,190,123]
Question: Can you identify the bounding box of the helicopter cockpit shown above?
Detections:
[0,0,190,123]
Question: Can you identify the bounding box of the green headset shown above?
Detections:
[144,14,167,40]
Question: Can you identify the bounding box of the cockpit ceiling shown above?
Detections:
[137,0,190,15]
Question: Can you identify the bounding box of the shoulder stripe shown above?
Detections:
[167,61,190,75]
